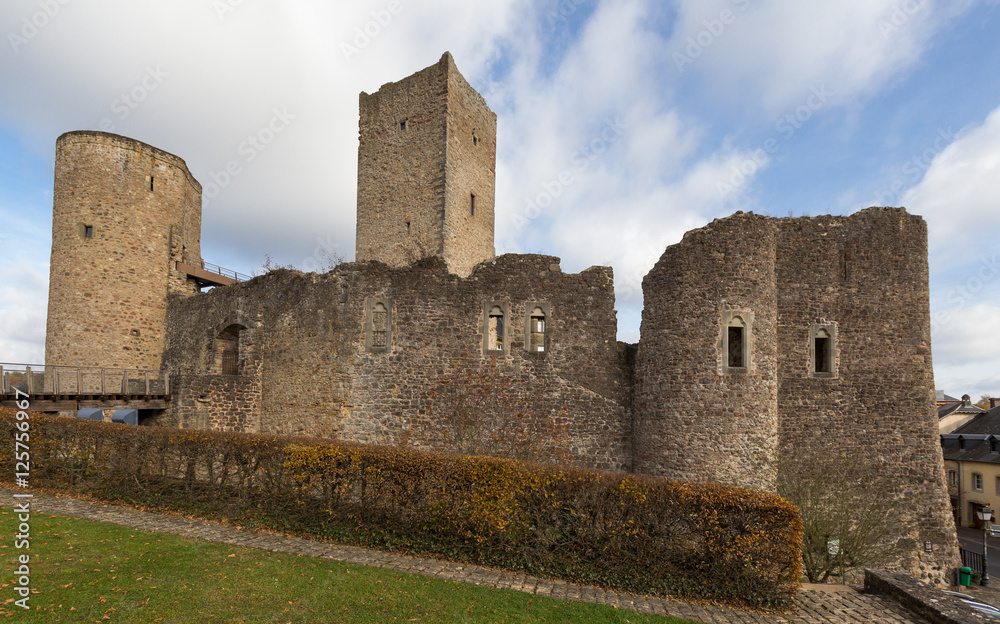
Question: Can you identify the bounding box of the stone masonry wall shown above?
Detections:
[355,52,495,277]
[775,207,959,584]
[355,55,449,269]
[45,131,202,371]
[441,52,497,277]
[163,255,630,470]
[633,212,779,492]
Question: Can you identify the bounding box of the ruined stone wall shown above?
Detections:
[356,56,449,268]
[45,131,202,371]
[162,269,354,438]
[355,52,495,277]
[441,53,497,277]
[633,212,778,491]
[163,255,629,470]
[775,207,959,583]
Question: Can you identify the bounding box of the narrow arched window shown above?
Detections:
[483,303,508,354]
[726,316,746,369]
[488,306,504,351]
[213,324,246,375]
[814,328,832,373]
[526,304,548,353]
[365,299,391,353]
[810,322,838,378]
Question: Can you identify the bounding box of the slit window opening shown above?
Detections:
[726,318,745,369]
[814,329,832,373]
[529,306,546,352]
[470,193,476,216]
[84,225,93,239]
[372,302,388,348]
[488,306,504,351]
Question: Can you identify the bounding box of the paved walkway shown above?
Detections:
[2,489,929,624]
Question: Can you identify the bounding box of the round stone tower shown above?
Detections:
[44,131,203,371]
[633,212,779,492]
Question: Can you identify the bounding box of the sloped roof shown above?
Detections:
[941,406,1000,464]
[937,390,960,402]
[952,405,1000,435]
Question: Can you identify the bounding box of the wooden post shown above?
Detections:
[145,371,150,396]
[54,365,60,395]
[0,365,5,394]
[100,368,106,396]
[25,366,33,394]
[77,367,83,395]
[164,372,170,395]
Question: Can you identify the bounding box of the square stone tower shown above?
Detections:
[355,52,496,277]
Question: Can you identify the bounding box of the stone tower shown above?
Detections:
[45,131,203,371]
[355,52,496,277]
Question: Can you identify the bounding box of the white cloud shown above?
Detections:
[0,258,47,364]
[668,0,977,112]
[902,105,1000,269]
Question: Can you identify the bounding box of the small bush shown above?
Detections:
[1,411,802,606]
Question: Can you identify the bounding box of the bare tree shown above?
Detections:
[777,444,904,583]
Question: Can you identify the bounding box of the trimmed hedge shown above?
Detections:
[1,411,802,606]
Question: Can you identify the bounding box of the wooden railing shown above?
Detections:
[0,363,169,397]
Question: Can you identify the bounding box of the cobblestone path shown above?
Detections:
[2,489,929,624]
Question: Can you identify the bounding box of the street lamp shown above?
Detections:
[977,506,994,587]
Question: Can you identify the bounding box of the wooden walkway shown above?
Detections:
[0,363,169,410]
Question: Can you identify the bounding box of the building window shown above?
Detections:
[484,303,508,354]
[995,475,1000,495]
[83,224,93,238]
[526,303,549,353]
[810,322,838,378]
[721,311,751,372]
[400,119,407,131]
[470,193,476,216]
[974,472,984,492]
[149,175,155,192]
[213,324,245,375]
[949,470,958,486]
[992,437,999,453]
[365,299,391,353]
[472,130,479,146]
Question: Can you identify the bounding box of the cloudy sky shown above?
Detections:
[1,0,998,399]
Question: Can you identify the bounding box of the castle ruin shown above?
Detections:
[43,52,959,583]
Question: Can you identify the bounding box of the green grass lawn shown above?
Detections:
[0,508,701,623]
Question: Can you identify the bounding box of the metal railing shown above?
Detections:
[181,253,251,282]
[0,363,169,397]
[961,546,984,575]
